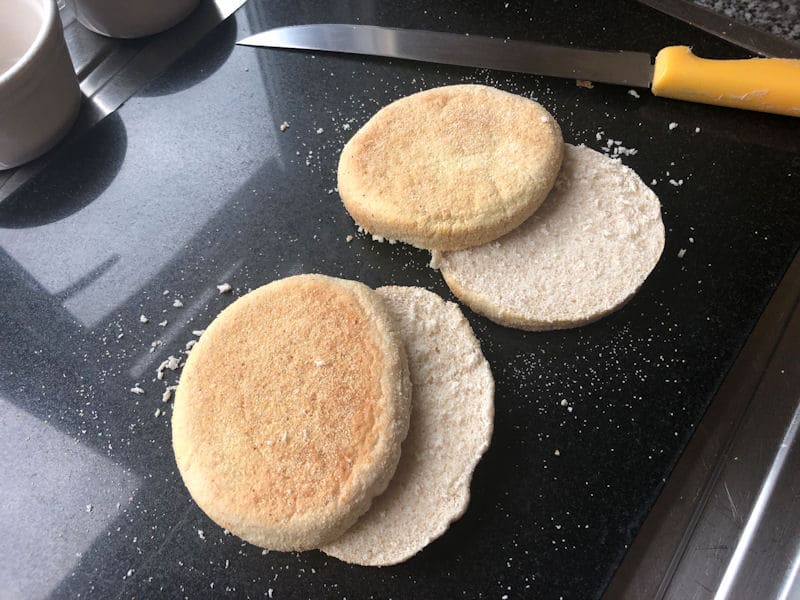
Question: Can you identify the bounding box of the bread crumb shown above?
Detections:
[217,283,232,294]
[576,79,594,89]
[668,122,678,130]
[139,315,149,324]
[158,320,168,327]
[554,449,561,456]
[173,299,184,308]
[162,290,169,296]
[162,389,172,403]
[154,408,161,418]
[695,127,701,133]
[316,127,324,134]
[678,248,687,258]
[86,504,93,513]
[130,386,145,395]
[668,179,684,186]
[192,329,205,337]
[346,234,353,243]
[280,121,289,131]
[185,339,197,351]
[628,89,640,98]
[342,123,351,131]
[198,529,206,540]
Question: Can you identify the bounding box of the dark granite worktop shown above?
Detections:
[1,2,799,599]
[696,0,799,40]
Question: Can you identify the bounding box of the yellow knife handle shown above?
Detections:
[652,46,800,117]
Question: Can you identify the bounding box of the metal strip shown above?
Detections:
[605,249,800,599]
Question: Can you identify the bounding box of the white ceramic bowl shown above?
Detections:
[0,0,81,171]
[73,0,201,39]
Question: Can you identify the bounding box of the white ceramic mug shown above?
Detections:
[73,0,201,39]
[0,0,81,170]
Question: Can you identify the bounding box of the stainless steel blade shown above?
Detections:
[237,24,655,87]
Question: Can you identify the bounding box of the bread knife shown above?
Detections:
[237,24,800,117]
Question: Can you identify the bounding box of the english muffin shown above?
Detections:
[434,144,665,330]
[172,274,412,551]
[322,286,494,565]
[338,84,564,251]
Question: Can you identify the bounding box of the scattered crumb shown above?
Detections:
[695,127,701,133]
[316,127,324,134]
[576,79,594,89]
[117,333,124,339]
[192,329,205,337]
[185,340,197,351]
[595,131,604,141]
[162,290,169,296]
[678,248,687,258]
[342,123,351,131]
[668,122,678,130]
[154,408,161,418]
[173,299,184,308]
[689,237,694,243]
[345,234,353,243]
[279,121,289,131]
[668,179,684,186]
[628,89,640,98]
[198,529,206,540]
[86,504,93,513]
[156,356,181,380]
[217,283,232,294]
[162,389,172,403]
[139,315,149,324]
[158,320,168,327]
[130,386,145,395]
[651,179,657,185]
[554,449,561,456]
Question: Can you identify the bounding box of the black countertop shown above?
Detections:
[1,1,799,599]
